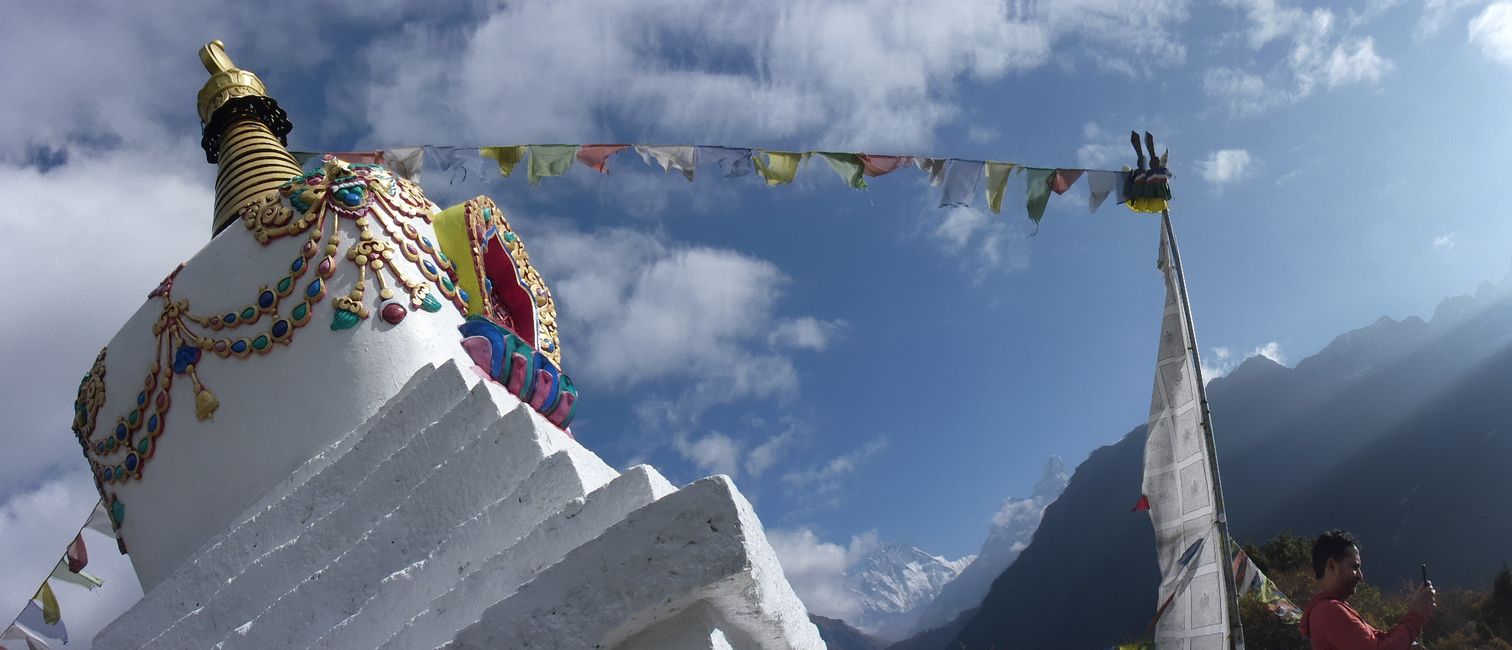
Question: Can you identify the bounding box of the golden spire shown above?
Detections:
[196,41,304,236]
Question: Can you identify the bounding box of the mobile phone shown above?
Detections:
[1421,563,1429,585]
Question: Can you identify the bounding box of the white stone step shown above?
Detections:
[368,464,677,650]
[137,378,516,649]
[215,409,611,649]
[94,359,474,650]
[441,476,825,650]
[614,602,741,650]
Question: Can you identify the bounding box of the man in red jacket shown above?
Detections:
[1298,529,1436,649]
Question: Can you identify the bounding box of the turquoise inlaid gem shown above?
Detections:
[441,275,455,291]
[127,410,139,427]
[277,276,293,294]
[231,340,248,354]
[106,437,117,451]
[504,231,517,243]
[331,308,360,331]
[420,293,442,313]
[138,437,151,455]
[110,500,124,525]
[292,302,309,321]
[251,335,270,351]
[272,320,290,338]
[258,290,276,309]
[113,466,123,481]
[241,307,257,321]
[306,278,323,298]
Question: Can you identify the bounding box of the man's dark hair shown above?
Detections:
[1312,529,1360,579]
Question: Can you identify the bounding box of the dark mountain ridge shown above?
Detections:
[912,275,1512,649]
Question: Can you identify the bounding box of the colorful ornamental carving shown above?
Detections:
[438,197,577,429]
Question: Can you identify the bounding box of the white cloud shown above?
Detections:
[1077,121,1130,169]
[765,527,878,620]
[1418,0,1486,40]
[359,0,1194,151]
[769,317,849,352]
[745,426,801,479]
[966,126,1001,144]
[1206,1,1393,117]
[1198,149,1254,185]
[782,438,888,511]
[1434,231,1459,250]
[0,477,143,649]
[674,432,743,478]
[1201,342,1287,382]
[927,207,1032,283]
[1469,2,1512,66]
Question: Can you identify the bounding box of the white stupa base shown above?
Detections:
[94,360,825,650]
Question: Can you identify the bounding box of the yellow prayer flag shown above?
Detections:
[33,581,59,625]
[480,146,526,177]
[754,151,807,186]
[985,162,1017,214]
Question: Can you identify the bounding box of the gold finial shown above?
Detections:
[196,40,269,124]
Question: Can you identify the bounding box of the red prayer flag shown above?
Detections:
[576,145,631,174]
[1051,169,1084,195]
[859,154,913,177]
[1131,494,1150,512]
[66,532,88,573]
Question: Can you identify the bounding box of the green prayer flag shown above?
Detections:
[480,146,526,177]
[754,151,806,186]
[1024,167,1053,223]
[984,162,1017,214]
[526,145,579,185]
[819,152,867,189]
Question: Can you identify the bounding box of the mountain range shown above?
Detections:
[902,273,1512,649]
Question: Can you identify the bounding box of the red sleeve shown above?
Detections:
[1309,601,1426,650]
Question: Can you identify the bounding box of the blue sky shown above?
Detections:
[5,0,1512,637]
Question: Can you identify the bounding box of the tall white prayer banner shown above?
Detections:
[1143,219,1236,650]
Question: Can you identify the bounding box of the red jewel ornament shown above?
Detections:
[380,301,407,325]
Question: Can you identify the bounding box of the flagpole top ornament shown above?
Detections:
[196,41,271,125]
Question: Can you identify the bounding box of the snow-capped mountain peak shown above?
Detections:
[841,541,975,640]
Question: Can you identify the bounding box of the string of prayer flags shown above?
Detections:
[1,620,52,650]
[478,145,525,179]
[575,145,630,174]
[384,146,424,182]
[33,584,58,626]
[697,146,755,177]
[1231,544,1303,623]
[1024,168,1054,224]
[914,157,947,186]
[526,145,579,185]
[50,558,104,591]
[940,159,984,208]
[819,153,868,190]
[1086,170,1117,213]
[754,151,806,186]
[984,162,1017,214]
[14,601,66,646]
[635,145,697,181]
[85,501,115,539]
[65,533,86,574]
[860,154,912,177]
[1051,169,1084,194]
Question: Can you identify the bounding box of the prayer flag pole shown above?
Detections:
[1157,206,1246,649]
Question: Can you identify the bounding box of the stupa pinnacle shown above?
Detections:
[196,40,303,235]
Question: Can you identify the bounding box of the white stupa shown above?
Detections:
[71,41,825,649]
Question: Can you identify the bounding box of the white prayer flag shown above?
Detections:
[1142,223,1233,650]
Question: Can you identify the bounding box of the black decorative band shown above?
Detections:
[201,96,294,164]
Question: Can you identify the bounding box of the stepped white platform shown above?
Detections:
[93,358,825,649]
